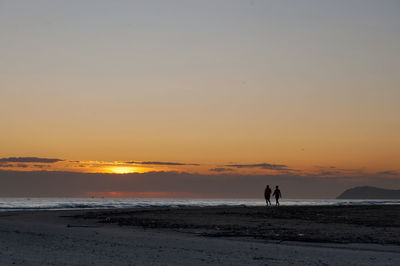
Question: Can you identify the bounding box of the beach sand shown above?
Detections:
[0,205,399,265]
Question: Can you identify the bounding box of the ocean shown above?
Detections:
[0,198,399,211]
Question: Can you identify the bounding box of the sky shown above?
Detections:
[0,0,399,198]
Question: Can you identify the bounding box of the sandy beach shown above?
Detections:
[0,205,399,265]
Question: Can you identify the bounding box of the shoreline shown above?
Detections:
[1,198,399,213]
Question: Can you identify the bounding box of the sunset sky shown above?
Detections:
[1,1,399,198]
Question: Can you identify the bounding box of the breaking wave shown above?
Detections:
[0,198,399,211]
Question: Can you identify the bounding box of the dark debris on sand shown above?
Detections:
[71,205,400,245]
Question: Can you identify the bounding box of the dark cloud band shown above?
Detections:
[225,163,289,170]
[0,157,63,163]
[209,168,233,172]
[377,171,398,176]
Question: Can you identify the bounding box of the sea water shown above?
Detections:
[0,198,399,211]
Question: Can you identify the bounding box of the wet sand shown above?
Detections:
[0,205,400,265]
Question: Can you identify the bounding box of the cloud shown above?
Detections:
[33,164,51,169]
[225,163,289,170]
[0,164,14,168]
[209,168,233,172]
[125,161,200,166]
[314,166,365,176]
[0,163,33,168]
[0,157,63,163]
[377,170,398,176]
[314,165,337,169]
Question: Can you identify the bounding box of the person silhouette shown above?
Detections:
[272,186,282,206]
[264,185,272,206]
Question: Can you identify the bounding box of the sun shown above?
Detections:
[106,166,140,174]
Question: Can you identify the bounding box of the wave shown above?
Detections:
[0,198,399,211]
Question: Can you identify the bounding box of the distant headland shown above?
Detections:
[337,186,400,199]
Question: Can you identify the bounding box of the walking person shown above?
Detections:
[264,185,272,206]
[272,186,282,206]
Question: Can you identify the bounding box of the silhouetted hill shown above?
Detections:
[337,186,400,199]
